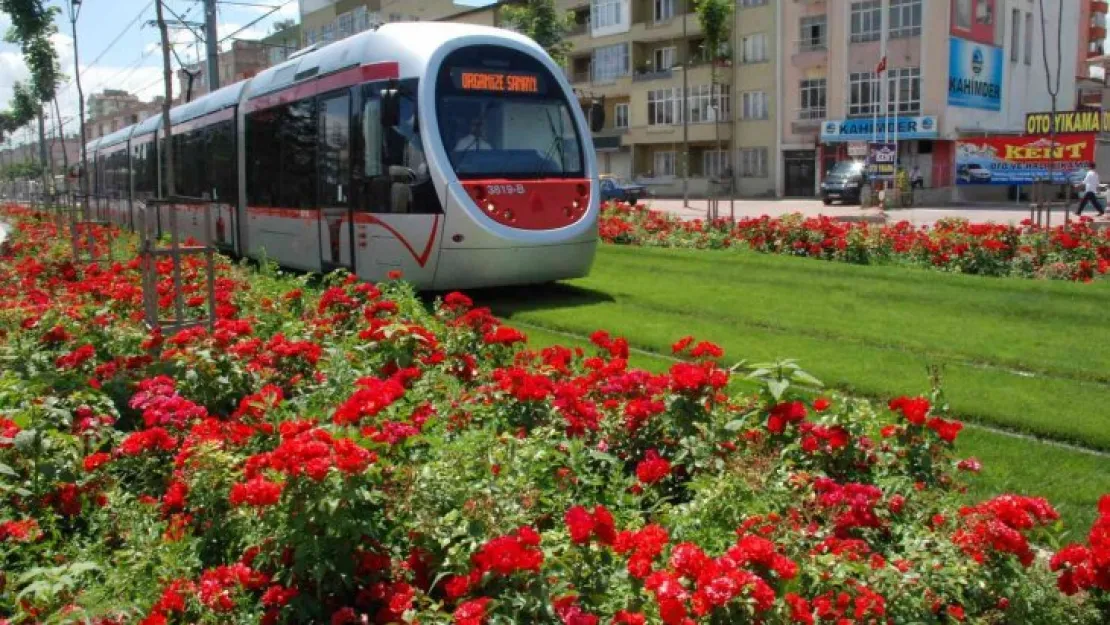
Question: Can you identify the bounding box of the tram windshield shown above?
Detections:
[436,46,585,180]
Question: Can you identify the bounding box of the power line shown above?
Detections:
[218,0,295,44]
[56,1,156,97]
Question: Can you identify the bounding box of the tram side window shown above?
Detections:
[209,120,236,203]
[246,100,317,208]
[173,128,210,199]
[132,140,156,195]
[357,83,441,215]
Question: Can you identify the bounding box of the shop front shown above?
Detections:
[819,116,949,187]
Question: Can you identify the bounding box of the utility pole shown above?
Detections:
[68,0,89,215]
[681,0,689,208]
[156,0,176,198]
[204,0,220,92]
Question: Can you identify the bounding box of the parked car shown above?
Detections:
[599,175,649,205]
[820,160,868,205]
[957,163,993,184]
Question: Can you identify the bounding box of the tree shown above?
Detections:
[500,0,572,65]
[271,18,296,34]
[695,0,733,220]
[1,0,62,189]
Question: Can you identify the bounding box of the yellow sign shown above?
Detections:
[1003,141,1090,161]
[1025,109,1110,135]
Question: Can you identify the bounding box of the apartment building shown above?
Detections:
[564,0,776,197]
[780,0,1077,197]
[300,0,495,46]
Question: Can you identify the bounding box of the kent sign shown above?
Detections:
[1025,109,1110,135]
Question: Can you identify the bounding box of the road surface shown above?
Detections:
[645,198,1107,228]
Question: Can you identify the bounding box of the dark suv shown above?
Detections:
[820,161,868,205]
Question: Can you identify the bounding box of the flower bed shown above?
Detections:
[1,204,1108,624]
[600,203,1110,282]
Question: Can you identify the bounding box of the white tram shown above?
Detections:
[85,22,602,289]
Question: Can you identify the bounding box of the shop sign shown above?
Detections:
[847,142,868,157]
[1025,109,1110,135]
[948,37,1003,111]
[820,116,938,142]
[867,143,898,179]
[955,135,1094,185]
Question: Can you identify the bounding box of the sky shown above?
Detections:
[1,0,300,146]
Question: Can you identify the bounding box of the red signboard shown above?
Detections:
[951,0,997,45]
[959,135,1096,164]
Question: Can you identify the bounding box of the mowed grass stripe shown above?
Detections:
[491,293,1110,450]
[519,325,1110,533]
[595,246,1110,384]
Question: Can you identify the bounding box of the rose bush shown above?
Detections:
[0,204,1107,624]
[600,202,1110,282]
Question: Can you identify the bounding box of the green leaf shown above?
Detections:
[723,418,747,432]
[767,379,789,401]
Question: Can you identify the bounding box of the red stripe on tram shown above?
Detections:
[247,207,440,268]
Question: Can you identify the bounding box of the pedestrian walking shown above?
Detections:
[1076,162,1106,217]
[910,164,924,190]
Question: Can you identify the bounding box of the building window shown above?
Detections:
[848,71,879,116]
[850,1,882,43]
[703,150,730,179]
[799,78,826,119]
[614,103,629,128]
[1024,12,1033,65]
[740,91,768,120]
[304,28,318,46]
[955,0,972,30]
[886,67,921,114]
[647,88,681,125]
[799,15,827,52]
[653,46,676,70]
[654,0,675,22]
[1010,9,1020,62]
[592,0,622,30]
[739,148,768,178]
[653,150,676,177]
[336,11,354,39]
[388,13,402,22]
[688,84,730,123]
[593,42,630,82]
[321,22,336,43]
[739,0,767,6]
[889,0,922,38]
[741,33,767,63]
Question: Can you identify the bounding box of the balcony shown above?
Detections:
[1091,26,1107,41]
[791,108,825,134]
[792,39,828,69]
[634,67,674,82]
[592,128,628,151]
[568,21,588,36]
[1095,1,1109,15]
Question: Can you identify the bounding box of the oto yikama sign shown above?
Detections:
[948,37,1003,111]
[867,143,897,180]
[955,136,1095,185]
[1025,109,1110,134]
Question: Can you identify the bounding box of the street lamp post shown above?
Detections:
[68,0,89,217]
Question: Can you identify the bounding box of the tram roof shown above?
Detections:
[243,22,544,102]
[133,111,162,137]
[98,125,136,151]
[170,80,249,126]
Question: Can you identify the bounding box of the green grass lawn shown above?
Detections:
[480,246,1110,451]
[520,324,1110,532]
[476,246,1110,531]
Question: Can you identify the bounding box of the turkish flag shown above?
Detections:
[875,56,887,75]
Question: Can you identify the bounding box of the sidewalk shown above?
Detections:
[644,198,1108,228]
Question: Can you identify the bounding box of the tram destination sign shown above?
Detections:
[1025,109,1110,135]
[452,69,545,95]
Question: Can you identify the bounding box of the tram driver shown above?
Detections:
[454,116,493,152]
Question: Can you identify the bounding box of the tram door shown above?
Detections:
[318,91,354,271]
